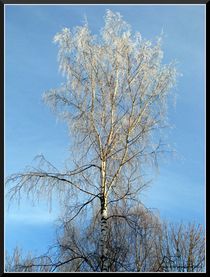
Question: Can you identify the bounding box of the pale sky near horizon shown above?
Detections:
[5,4,205,256]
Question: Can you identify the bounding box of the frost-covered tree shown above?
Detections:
[7,10,177,272]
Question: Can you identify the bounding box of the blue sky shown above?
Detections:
[5,4,205,256]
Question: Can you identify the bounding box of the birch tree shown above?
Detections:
[6,10,177,272]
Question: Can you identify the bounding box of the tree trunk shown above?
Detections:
[100,160,109,272]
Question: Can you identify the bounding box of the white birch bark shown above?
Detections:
[100,160,108,271]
